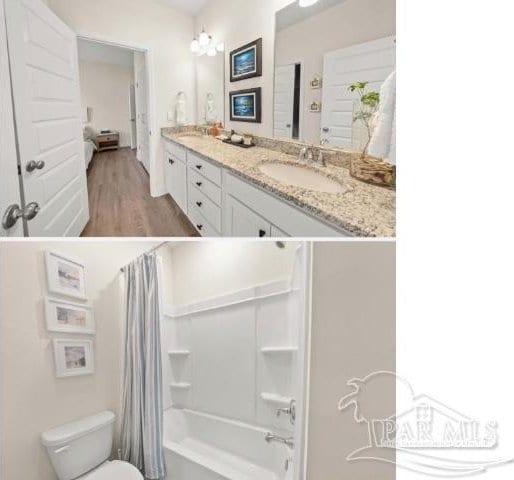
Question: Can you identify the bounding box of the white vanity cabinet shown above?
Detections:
[222,172,348,237]
[164,144,187,213]
[162,139,350,237]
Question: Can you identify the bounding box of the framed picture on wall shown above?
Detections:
[230,88,262,123]
[53,339,94,378]
[230,38,262,82]
[45,251,87,300]
[45,297,95,335]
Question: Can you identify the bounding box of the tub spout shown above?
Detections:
[265,432,294,448]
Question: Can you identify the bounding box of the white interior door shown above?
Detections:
[0,0,23,237]
[274,64,296,140]
[135,53,150,172]
[321,36,395,149]
[129,84,137,149]
[4,0,90,237]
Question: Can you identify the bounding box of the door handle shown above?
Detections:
[196,182,203,187]
[196,201,203,208]
[322,127,329,133]
[259,229,267,238]
[286,124,291,128]
[196,165,202,170]
[196,224,203,231]
[26,160,45,172]
[169,158,175,165]
[2,202,40,230]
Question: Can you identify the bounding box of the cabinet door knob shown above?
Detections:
[259,229,267,238]
[196,201,202,207]
[196,182,203,187]
[197,224,203,231]
[169,158,174,165]
[196,165,202,170]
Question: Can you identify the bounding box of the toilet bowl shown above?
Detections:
[41,411,143,480]
[79,460,142,480]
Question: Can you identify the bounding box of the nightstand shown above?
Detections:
[97,132,120,152]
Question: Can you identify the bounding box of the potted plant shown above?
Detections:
[348,82,395,188]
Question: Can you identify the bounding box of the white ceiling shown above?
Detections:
[77,39,134,67]
[158,0,210,15]
[276,0,347,32]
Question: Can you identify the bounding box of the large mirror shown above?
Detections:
[274,0,396,151]
[196,53,225,126]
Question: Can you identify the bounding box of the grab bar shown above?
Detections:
[265,432,294,448]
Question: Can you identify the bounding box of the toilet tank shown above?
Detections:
[41,411,116,480]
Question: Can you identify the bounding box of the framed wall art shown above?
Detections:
[230,88,262,123]
[45,297,95,335]
[53,339,94,378]
[45,251,87,300]
[230,38,262,82]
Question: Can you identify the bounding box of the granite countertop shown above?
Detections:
[161,130,396,237]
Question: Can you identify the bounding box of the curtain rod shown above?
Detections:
[120,241,169,272]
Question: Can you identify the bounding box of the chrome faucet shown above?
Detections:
[298,146,314,164]
[265,432,295,449]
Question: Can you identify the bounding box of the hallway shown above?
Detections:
[81,149,199,237]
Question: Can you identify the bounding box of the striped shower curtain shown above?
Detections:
[121,254,166,480]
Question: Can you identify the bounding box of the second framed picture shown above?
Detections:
[230,38,262,82]
[230,88,262,123]
[45,297,95,335]
[53,339,95,378]
[45,251,87,300]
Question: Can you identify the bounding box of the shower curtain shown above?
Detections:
[121,254,166,480]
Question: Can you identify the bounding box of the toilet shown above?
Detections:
[41,411,143,480]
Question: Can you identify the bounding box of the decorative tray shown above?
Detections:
[222,139,255,149]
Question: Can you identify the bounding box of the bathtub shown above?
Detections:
[163,408,294,480]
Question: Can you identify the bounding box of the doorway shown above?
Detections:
[273,62,303,141]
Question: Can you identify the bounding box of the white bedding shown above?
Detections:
[84,139,96,169]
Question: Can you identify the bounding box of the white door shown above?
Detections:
[274,64,295,140]
[321,36,395,149]
[4,0,90,237]
[223,195,271,238]
[164,154,187,213]
[129,84,137,149]
[0,0,23,237]
[135,53,150,172]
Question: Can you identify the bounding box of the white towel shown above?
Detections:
[368,70,396,162]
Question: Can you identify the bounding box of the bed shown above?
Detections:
[83,127,97,169]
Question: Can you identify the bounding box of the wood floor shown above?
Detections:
[81,149,199,237]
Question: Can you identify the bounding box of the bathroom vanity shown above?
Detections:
[161,129,395,237]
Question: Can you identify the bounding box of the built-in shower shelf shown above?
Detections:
[261,346,297,355]
[260,392,292,407]
[169,383,191,390]
[168,350,191,357]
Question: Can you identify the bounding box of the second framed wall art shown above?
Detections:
[230,88,262,123]
[230,38,262,82]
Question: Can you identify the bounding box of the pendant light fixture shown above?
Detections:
[190,27,223,57]
[198,27,211,47]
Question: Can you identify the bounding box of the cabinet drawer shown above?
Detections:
[188,202,220,237]
[98,135,118,143]
[188,152,222,186]
[164,141,187,163]
[188,186,222,232]
[189,169,222,206]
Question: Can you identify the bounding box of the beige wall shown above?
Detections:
[79,60,134,147]
[164,240,298,306]
[276,0,396,144]
[47,0,196,197]
[0,241,159,480]
[309,242,396,479]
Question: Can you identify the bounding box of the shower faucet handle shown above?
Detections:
[276,399,296,425]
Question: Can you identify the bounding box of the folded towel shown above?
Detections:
[368,70,396,162]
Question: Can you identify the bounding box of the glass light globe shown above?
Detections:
[216,43,225,52]
[199,29,210,47]
[207,47,217,57]
[190,39,200,53]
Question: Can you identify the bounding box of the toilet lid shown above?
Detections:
[81,461,143,480]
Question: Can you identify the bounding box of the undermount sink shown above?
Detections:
[258,163,345,194]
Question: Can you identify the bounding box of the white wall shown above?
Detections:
[79,60,134,147]
[47,0,196,196]
[164,240,299,306]
[309,242,396,479]
[275,0,396,144]
[0,241,159,480]
[195,0,292,137]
